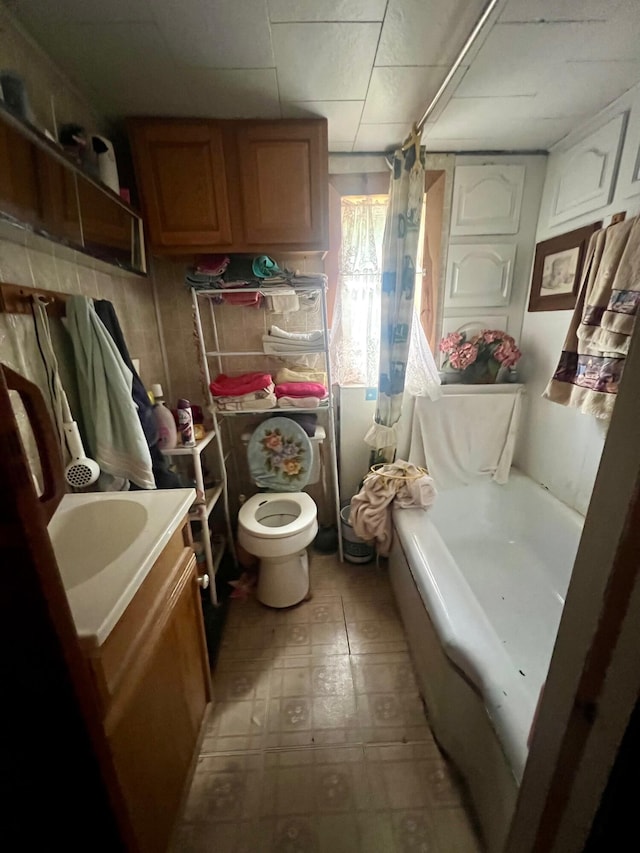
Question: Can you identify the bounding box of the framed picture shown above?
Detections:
[528,221,602,312]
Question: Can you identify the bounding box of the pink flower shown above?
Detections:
[264,433,283,451]
[493,341,522,367]
[439,331,463,354]
[481,329,502,344]
[449,342,478,369]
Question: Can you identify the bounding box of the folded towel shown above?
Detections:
[276,367,327,385]
[269,325,324,343]
[213,383,275,405]
[263,339,324,354]
[264,287,299,314]
[65,295,154,490]
[210,372,273,397]
[194,254,230,276]
[213,393,277,412]
[223,292,262,307]
[275,382,327,399]
[277,396,324,408]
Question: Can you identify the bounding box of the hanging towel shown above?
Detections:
[275,382,327,399]
[350,461,436,556]
[544,216,640,419]
[65,296,154,490]
[408,388,524,490]
[210,372,273,397]
[262,286,299,314]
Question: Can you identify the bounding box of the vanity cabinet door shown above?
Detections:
[129,119,233,249]
[235,119,328,250]
[106,554,209,853]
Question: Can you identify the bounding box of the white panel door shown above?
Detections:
[548,112,627,227]
[618,103,640,199]
[450,164,525,235]
[444,243,516,308]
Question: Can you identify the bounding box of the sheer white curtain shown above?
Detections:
[330,195,387,386]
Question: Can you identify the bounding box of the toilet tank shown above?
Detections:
[241,425,325,485]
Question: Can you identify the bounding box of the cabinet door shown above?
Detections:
[129,120,232,249]
[107,555,209,853]
[235,120,328,250]
[451,164,525,236]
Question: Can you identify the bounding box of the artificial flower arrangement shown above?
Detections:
[439,329,522,383]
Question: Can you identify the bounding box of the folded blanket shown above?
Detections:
[275,367,327,385]
[277,396,323,408]
[213,393,277,412]
[269,325,324,343]
[275,382,327,399]
[210,372,272,397]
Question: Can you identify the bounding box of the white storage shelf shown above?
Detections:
[161,430,225,605]
[191,279,343,572]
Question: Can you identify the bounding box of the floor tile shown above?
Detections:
[178,551,482,852]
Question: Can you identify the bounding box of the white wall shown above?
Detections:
[516,83,640,515]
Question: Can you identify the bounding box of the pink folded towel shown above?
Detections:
[277,396,324,409]
[275,382,327,399]
[210,372,272,397]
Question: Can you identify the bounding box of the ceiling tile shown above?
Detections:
[424,116,576,149]
[530,60,640,118]
[185,69,281,118]
[353,123,409,151]
[375,0,488,67]
[272,22,380,100]
[9,0,153,23]
[268,0,387,23]
[149,0,275,68]
[361,66,450,124]
[500,0,626,23]
[281,100,363,142]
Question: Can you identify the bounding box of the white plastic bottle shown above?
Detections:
[151,383,178,450]
[177,398,196,447]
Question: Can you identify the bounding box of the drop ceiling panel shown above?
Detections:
[375,0,488,67]
[281,101,363,143]
[185,69,281,118]
[424,117,576,150]
[354,123,409,151]
[7,0,154,22]
[149,0,275,68]
[267,0,387,23]
[272,22,380,101]
[361,66,451,124]
[500,0,626,23]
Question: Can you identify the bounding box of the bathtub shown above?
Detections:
[389,469,583,852]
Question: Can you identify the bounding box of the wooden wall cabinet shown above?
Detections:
[83,521,211,853]
[128,118,329,254]
[0,104,146,274]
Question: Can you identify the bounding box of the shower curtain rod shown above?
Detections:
[402,0,500,151]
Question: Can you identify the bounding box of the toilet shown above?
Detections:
[237,418,325,608]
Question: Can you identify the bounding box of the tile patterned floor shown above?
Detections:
[174,554,482,852]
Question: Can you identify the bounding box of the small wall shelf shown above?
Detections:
[161,430,231,605]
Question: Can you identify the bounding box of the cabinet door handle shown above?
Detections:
[197,573,210,590]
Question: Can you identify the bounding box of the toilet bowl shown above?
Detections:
[238,492,318,607]
[237,417,324,608]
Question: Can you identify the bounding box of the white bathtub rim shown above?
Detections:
[394,509,537,783]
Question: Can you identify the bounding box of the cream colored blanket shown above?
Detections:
[350,460,436,556]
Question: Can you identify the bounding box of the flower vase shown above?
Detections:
[462,358,501,384]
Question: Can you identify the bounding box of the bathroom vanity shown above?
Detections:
[48,490,211,852]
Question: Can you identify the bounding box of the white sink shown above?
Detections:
[52,499,149,588]
[48,489,195,646]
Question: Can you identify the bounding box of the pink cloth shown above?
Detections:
[222,292,262,307]
[194,254,229,275]
[274,382,327,399]
[210,372,272,397]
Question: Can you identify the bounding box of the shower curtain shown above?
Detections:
[365,140,439,463]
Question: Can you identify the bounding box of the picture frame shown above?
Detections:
[528,221,602,312]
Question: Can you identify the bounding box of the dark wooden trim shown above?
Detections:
[528,222,602,313]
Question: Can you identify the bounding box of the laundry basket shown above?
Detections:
[340,504,375,564]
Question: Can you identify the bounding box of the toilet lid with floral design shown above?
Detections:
[247,417,312,492]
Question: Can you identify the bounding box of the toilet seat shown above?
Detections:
[246,417,312,492]
[238,492,316,540]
